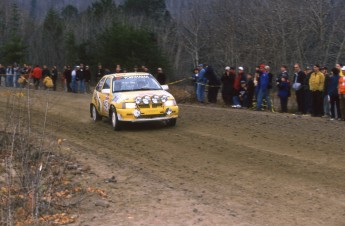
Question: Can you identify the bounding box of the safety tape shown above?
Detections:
[167,77,222,88]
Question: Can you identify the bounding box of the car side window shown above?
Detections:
[96,77,106,92]
[103,78,111,90]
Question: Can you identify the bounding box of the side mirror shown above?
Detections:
[161,85,169,90]
[101,89,110,94]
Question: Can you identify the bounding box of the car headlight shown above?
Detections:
[142,95,151,105]
[135,96,142,105]
[164,100,176,107]
[152,95,160,104]
[123,103,136,109]
[161,95,168,103]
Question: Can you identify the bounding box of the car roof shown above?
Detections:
[105,72,152,78]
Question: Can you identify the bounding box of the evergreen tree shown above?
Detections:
[1,4,26,64]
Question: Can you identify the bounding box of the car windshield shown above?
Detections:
[112,75,162,92]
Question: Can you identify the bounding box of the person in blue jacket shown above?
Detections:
[256,64,272,111]
[278,77,291,113]
[328,68,341,120]
[196,64,208,103]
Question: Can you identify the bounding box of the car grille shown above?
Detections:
[138,103,163,109]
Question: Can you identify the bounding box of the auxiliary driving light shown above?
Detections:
[133,109,141,118]
[143,96,151,105]
[165,108,173,115]
[152,95,160,104]
[135,96,142,105]
[161,95,168,103]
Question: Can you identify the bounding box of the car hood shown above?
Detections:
[112,90,174,103]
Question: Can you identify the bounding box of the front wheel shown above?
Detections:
[91,104,102,121]
[111,107,122,131]
[167,118,177,127]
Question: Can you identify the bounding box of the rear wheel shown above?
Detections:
[91,105,101,121]
[111,107,122,131]
[167,118,177,127]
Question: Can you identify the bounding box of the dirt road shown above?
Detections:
[1,89,345,226]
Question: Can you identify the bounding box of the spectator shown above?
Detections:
[304,66,313,114]
[6,65,14,87]
[277,77,291,113]
[277,65,289,84]
[85,65,92,94]
[322,67,331,117]
[115,64,121,73]
[71,66,78,93]
[191,68,199,94]
[234,67,246,97]
[96,64,105,82]
[156,68,166,85]
[78,64,85,93]
[246,74,255,108]
[328,68,341,120]
[196,64,207,103]
[64,66,72,92]
[13,63,20,88]
[42,65,51,78]
[233,81,248,108]
[32,65,42,90]
[221,66,235,105]
[265,65,274,94]
[339,67,345,121]
[0,64,6,86]
[51,66,58,91]
[309,64,325,117]
[336,63,343,77]
[133,66,139,72]
[292,64,307,114]
[205,66,220,103]
[256,64,271,111]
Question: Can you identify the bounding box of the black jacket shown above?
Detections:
[293,71,306,92]
[84,69,91,82]
[156,72,166,85]
[221,72,235,93]
[205,66,220,87]
[42,68,51,78]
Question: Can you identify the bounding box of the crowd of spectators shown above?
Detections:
[192,63,345,121]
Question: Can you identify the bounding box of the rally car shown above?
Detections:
[90,73,179,130]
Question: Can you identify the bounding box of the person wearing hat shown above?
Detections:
[309,64,325,117]
[338,66,345,120]
[234,66,246,96]
[196,64,207,103]
[156,67,166,85]
[221,66,235,105]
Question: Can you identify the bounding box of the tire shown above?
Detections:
[91,104,102,121]
[111,107,122,131]
[167,118,177,127]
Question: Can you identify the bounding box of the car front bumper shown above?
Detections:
[117,106,179,122]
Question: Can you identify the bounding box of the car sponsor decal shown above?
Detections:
[104,95,110,112]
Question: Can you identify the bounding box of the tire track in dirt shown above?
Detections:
[1,90,345,225]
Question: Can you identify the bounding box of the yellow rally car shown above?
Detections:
[90,73,179,130]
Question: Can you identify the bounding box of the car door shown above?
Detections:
[99,77,112,116]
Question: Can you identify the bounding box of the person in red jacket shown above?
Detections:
[32,65,42,90]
